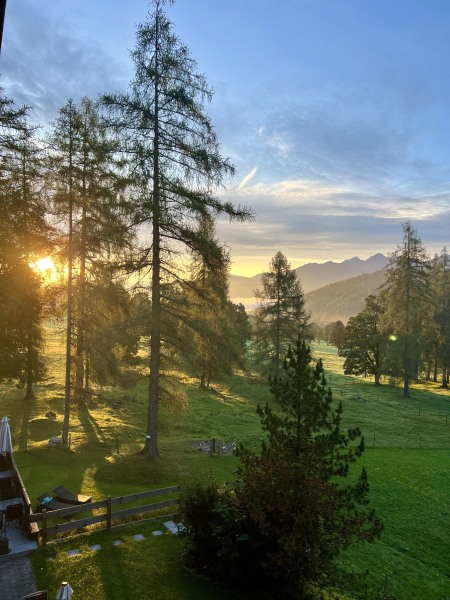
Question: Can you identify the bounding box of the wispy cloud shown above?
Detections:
[218,177,450,273]
[238,166,258,189]
[2,0,130,124]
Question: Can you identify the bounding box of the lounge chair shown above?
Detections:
[53,485,92,505]
[36,493,76,514]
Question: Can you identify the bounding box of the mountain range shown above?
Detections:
[229,254,388,298]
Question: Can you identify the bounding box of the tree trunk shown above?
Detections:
[200,369,207,388]
[403,374,410,398]
[142,11,161,460]
[24,332,35,400]
[75,205,87,402]
[85,356,90,391]
[441,365,448,389]
[62,104,75,446]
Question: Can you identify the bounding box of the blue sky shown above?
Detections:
[2,0,450,275]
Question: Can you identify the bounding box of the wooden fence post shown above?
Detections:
[107,496,112,531]
[42,509,47,546]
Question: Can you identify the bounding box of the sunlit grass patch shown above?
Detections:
[32,521,244,600]
[2,333,449,599]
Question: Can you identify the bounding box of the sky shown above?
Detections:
[2,0,450,276]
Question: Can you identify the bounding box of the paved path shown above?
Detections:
[0,556,38,600]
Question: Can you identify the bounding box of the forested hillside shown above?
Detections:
[305,268,387,324]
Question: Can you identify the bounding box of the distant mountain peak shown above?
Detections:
[229,254,388,299]
[343,256,360,264]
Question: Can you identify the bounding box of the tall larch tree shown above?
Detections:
[382,221,430,397]
[71,98,132,401]
[103,0,252,458]
[48,99,80,444]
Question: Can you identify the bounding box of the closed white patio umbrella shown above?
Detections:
[56,581,73,599]
[0,416,12,455]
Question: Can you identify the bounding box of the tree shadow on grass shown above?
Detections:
[76,406,107,447]
[18,392,36,452]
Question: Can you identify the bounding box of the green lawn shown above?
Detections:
[1,331,449,598]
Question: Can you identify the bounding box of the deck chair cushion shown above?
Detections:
[53,485,92,505]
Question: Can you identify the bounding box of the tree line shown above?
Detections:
[336,222,449,398]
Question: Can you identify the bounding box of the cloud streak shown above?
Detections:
[238,166,258,189]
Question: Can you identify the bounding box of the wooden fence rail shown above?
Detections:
[30,485,180,545]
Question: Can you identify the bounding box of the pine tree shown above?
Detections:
[382,222,430,397]
[183,338,382,598]
[103,0,252,458]
[253,251,310,378]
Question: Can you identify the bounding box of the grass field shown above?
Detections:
[1,330,449,599]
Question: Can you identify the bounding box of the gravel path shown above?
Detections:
[0,556,38,600]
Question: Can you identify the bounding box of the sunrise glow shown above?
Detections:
[31,256,58,282]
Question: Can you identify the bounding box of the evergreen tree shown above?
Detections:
[430,248,450,387]
[0,86,28,147]
[0,93,51,398]
[0,259,46,391]
[49,98,132,440]
[343,295,389,385]
[253,251,310,378]
[48,99,79,443]
[381,222,430,397]
[79,280,142,390]
[180,214,230,387]
[183,338,382,598]
[103,0,251,458]
[70,98,132,401]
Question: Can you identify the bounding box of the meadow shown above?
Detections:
[2,328,449,599]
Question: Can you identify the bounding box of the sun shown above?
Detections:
[31,256,58,282]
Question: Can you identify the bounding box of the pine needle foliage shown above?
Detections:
[183,338,382,599]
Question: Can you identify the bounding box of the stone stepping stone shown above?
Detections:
[132,533,145,541]
[66,549,80,557]
[113,540,123,546]
[152,530,164,536]
[164,520,186,535]
[163,520,177,534]
[89,544,101,552]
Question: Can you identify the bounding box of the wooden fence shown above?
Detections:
[29,485,180,545]
[3,453,39,540]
